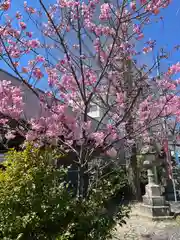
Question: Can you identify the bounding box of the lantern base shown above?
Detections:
[141,204,173,220]
[140,204,171,220]
[141,183,171,219]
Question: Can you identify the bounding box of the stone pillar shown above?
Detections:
[153,166,158,185]
[141,152,171,220]
[147,168,155,184]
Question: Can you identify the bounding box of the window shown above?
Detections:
[88,103,100,118]
[89,105,98,112]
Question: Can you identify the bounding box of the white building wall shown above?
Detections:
[0,69,43,120]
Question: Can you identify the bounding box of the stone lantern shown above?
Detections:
[140,145,171,219]
[143,151,157,185]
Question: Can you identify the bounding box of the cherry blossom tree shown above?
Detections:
[0,0,179,198]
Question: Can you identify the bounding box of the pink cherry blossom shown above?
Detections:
[167,62,180,76]
[99,3,112,20]
[0,0,11,11]
[5,131,16,140]
[143,47,152,54]
[33,68,44,80]
[22,67,29,73]
[36,55,45,63]
[19,21,26,29]
[116,92,124,105]
[26,39,40,49]
[0,80,24,120]
[0,0,177,167]
[136,33,144,40]
[130,2,136,11]
[16,11,21,19]
[91,132,105,146]
[26,32,32,38]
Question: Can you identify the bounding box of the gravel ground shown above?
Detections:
[113,205,180,240]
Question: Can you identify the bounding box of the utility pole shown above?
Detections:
[124,59,142,201]
[156,54,177,202]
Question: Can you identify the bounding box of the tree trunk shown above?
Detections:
[77,162,89,199]
[125,115,142,201]
[77,166,84,199]
[128,144,142,201]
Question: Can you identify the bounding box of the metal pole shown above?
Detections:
[172,178,177,202]
[173,139,178,202]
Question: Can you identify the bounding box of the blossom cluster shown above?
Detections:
[0,0,177,159]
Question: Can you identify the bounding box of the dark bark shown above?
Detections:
[77,164,89,199]
[77,166,84,199]
[128,144,142,201]
[125,116,142,201]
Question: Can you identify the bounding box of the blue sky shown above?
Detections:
[142,0,180,72]
[0,0,180,90]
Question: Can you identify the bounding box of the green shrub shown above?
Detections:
[0,145,74,239]
[62,167,130,240]
[0,145,130,240]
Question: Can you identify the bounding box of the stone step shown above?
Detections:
[140,204,171,219]
[169,201,180,214]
